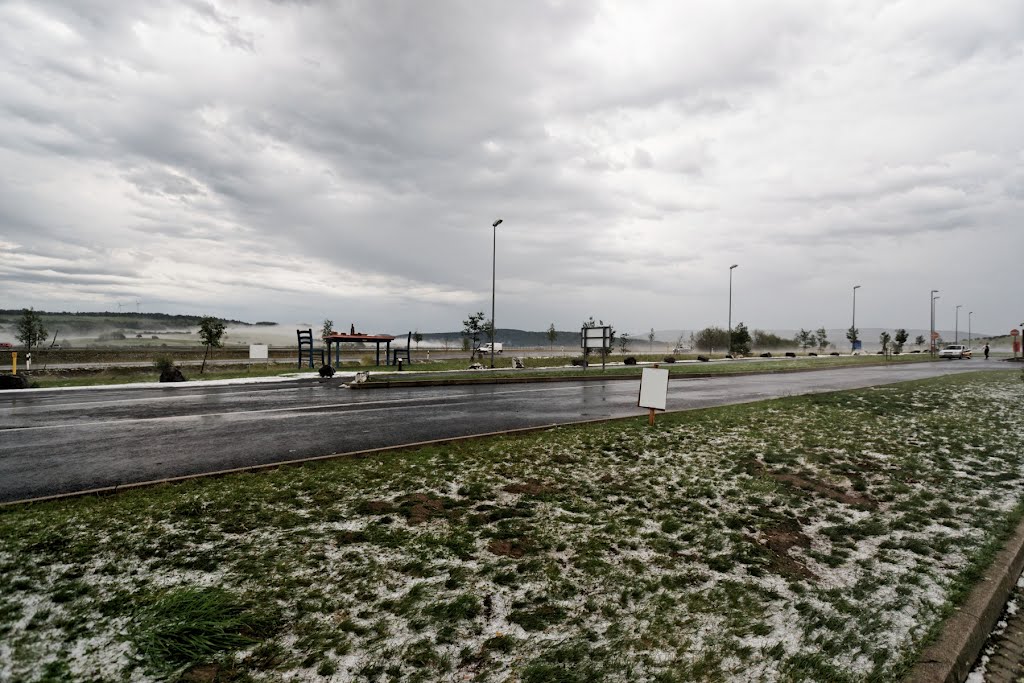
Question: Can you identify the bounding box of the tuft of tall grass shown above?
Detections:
[131,586,278,672]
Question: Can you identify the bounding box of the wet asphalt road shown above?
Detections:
[0,361,1009,504]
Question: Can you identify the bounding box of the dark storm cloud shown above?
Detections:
[1,1,1022,331]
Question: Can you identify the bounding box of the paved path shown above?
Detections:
[0,361,1009,504]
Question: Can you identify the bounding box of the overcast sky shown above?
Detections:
[1,1,1022,335]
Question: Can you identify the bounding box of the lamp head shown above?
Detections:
[730,264,738,270]
[492,219,502,227]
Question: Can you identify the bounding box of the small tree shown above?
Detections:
[413,330,423,350]
[618,332,631,354]
[547,324,557,349]
[462,311,486,358]
[795,329,814,352]
[321,319,334,339]
[730,322,752,356]
[846,326,859,350]
[198,316,226,373]
[16,308,48,353]
[894,328,908,354]
[815,327,829,353]
[879,331,892,358]
[915,334,926,348]
[648,328,656,352]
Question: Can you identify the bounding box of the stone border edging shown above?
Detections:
[906,514,1024,682]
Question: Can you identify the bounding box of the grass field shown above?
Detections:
[2,371,1023,681]
[10,351,938,389]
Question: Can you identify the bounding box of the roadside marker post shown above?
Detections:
[10,352,16,375]
[638,364,669,426]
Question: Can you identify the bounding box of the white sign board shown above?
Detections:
[582,326,611,349]
[638,367,669,411]
[249,344,269,360]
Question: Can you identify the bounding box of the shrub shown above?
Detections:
[623,357,637,365]
[571,358,587,367]
[662,356,676,363]
[697,355,710,362]
[153,357,175,374]
[760,352,772,358]
[785,352,796,358]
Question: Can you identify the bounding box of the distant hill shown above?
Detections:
[0,310,265,336]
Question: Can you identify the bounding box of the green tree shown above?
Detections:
[894,328,909,354]
[618,332,631,354]
[754,330,787,349]
[413,330,423,350]
[879,330,892,357]
[198,316,226,374]
[846,326,859,349]
[730,322,752,356]
[815,327,829,352]
[15,308,48,353]
[321,319,334,339]
[462,312,486,359]
[915,334,926,348]
[648,328,656,352]
[693,327,729,352]
[794,329,814,351]
[547,323,558,348]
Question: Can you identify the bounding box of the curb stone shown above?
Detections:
[907,513,1024,682]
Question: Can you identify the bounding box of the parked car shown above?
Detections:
[938,344,971,359]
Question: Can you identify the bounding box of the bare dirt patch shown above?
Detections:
[503,479,553,496]
[758,520,817,580]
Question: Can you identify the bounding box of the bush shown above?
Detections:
[570,358,587,367]
[623,357,637,365]
[697,355,710,362]
[153,356,175,374]
[662,356,676,363]
[784,352,796,358]
[760,352,772,358]
[808,352,817,357]
[830,352,840,356]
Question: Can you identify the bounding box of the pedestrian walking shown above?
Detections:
[984,343,990,360]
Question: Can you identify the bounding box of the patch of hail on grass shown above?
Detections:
[65,620,144,682]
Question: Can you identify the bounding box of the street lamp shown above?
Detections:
[932,293,941,353]
[490,219,502,369]
[968,311,973,349]
[728,264,738,355]
[955,305,962,345]
[930,290,939,355]
[851,285,861,353]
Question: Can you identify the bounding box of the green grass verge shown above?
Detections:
[368,352,936,383]
[1,371,1022,681]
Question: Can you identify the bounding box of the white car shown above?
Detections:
[938,344,971,359]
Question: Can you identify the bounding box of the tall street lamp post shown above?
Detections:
[728,264,738,355]
[851,285,861,352]
[955,305,962,345]
[932,293,941,353]
[930,290,939,355]
[968,311,973,349]
[490,219,502,369]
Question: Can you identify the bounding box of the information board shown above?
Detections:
[249,344,269,360]
[638,367,669,411]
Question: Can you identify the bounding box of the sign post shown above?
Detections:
[1012,329,1020,358]
[638,365,669,426]
[249,344,269,369]
[10,351,16,375]
[581,326,612,371]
